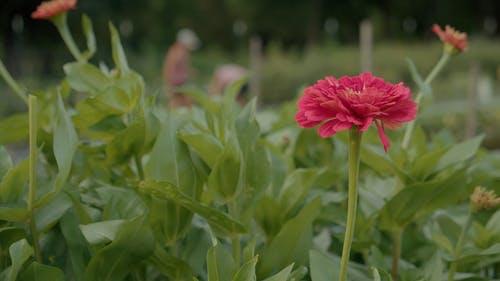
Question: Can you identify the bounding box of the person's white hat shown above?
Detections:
[177,28,200,50]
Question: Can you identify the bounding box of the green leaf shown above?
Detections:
[18,262,64,281]
[105,118,144,165]
[0,239,33,281]
[139,180,246,235]
[82,14,96,59]
[178,85,219,113]
[361,144,411,183]
[64,62,110,93]
[0,158,28,203]
[223,77,248,109]
[35,192,72,233]
[147,244,195,281]
[310,249,371,281]
[0,207,29,222]
[207,243,236,281]
[0,146,13,179]
[434,135,484,172]
[370,267,392,281]
[207,138,243,202]
[84,217,155,281]
[0,113,29,144]
[60,209,91,281]
[232,255,258,281]
[259,197,321,276]
[73,97,123,130]
[261,264,294,281]
[80,220,126,245]
[379,169,469,229]
[109,22,130,74]
[35,93,78,208]
[145,112,201,243]
[178,123,224,168]
[421,252,443,281]
[409,148,447,180]
[278,168,319,218]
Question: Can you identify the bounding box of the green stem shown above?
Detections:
[339,129,362,281]
[391,228,403,280]
[28,95,42,262]
[52,13,84,62]
[0,59,28,105]
[448,212,473,281]
[401,52,451,149]
[134,153,145,181]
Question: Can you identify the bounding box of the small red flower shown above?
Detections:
[32,0,77,19]
[432,24,468,53]
[295,73,417,152]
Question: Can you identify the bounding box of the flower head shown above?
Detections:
[470,186,500,211]
[295,72,417,152]
[32,0,77,19]
[432,24,468,54]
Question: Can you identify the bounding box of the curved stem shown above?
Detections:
[28,95,42,262]
[401,52,450,149]
[448,213,473,281]
[0,59,28,105]
[52,13,84,62]
[339,129,362,281]
[391,228,403,280]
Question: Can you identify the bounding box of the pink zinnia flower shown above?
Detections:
[32,0,77,19]
[432,24,467,53]
[295,72,417,152]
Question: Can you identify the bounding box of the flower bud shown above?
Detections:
[470,186,500,211]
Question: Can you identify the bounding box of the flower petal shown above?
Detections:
[318,120,352,138]
[375,120,390,153]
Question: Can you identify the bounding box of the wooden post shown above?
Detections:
[359,19,373,73]
[249,36,262,105]
[464,62,480,139]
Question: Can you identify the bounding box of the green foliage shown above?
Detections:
[0,10,498,281]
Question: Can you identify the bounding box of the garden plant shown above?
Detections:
[0,1,499,281]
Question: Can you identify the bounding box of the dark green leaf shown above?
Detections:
[147,244,195,281]
[259,198,321,276]
[84,217,155,281]
[139,180,246,235]
[0,239,33,281]
[18,262,64,281]
[60,209,91,281]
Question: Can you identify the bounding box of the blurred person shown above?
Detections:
[162,28,200,108]
[209,64,248,105]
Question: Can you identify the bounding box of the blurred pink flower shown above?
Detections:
[32,0,77,19]
[432,24,468,53]
[295,72,417,152]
